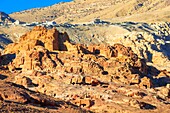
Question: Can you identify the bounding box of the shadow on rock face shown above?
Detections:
[0,74,7,80]
[0,34,13,49]
[147,66,170,87]
[154,77,170,87]
[140,102,157,110]
[151,33,170,60]
[0,34,13,51]
[0,45,4,50]
[0,54,16,66]
[160,43,170,60]
[146,50,153,63]
[0,34,13,44]
[0,81,88,112]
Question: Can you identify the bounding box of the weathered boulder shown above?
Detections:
[4,26,70,54]
[139,77,153,88]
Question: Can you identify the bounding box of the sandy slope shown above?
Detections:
[9,0,170,23]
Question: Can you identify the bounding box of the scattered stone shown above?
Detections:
[129,99,141,109]
[72,98,92,108]
[139,77,153,88]
[15,76,33,88]
[160,87,170,98]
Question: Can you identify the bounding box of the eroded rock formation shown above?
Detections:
[4,26,149,86]
[4,26,70,54]
[1,26,170,113]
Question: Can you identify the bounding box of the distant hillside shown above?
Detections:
[0,11,15,23]
[9,0,170,23]
[0,34,13,51]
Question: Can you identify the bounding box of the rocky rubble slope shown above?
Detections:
[105,22,170,70]
[56,22,170,71]
[0,34,13,51]
[1,26,170,112]
[0,76,86,113]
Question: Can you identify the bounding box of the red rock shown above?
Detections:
[8,46,57,72]
[85,76,92,84]
[139,77,153,88]
[73,98,92,108]
[160,87,170,97]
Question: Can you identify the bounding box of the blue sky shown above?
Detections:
[0,0,71,14]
